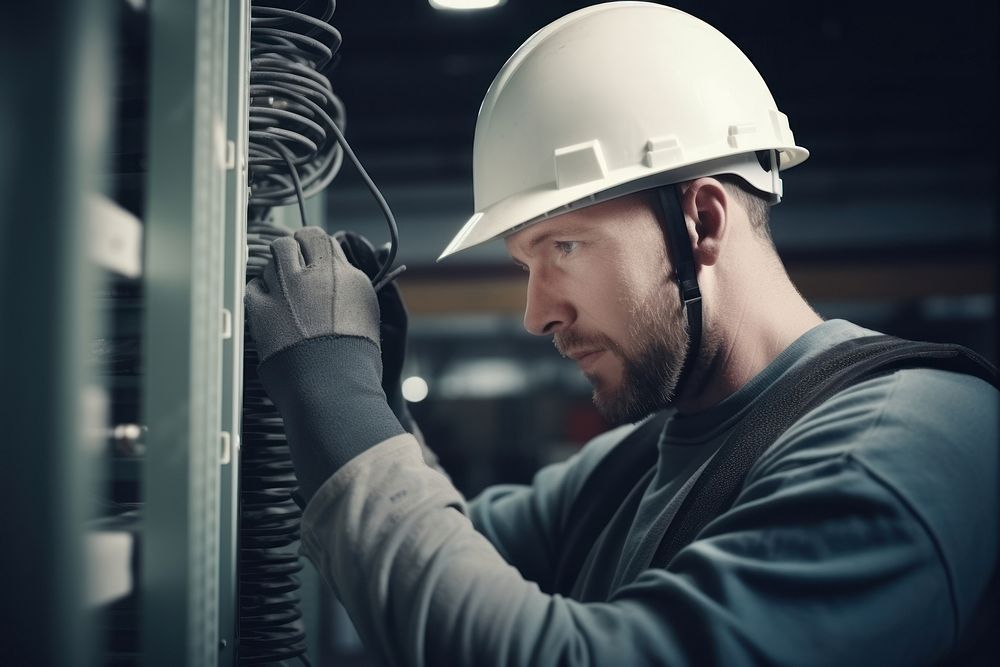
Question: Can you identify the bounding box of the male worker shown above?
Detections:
[245,3,998,664]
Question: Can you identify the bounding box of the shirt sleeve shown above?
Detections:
[465,424,636,587]
[298,370,998,667]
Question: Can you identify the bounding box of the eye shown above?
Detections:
[554,240,579,256]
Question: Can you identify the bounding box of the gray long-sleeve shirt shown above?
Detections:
[297,320,999,665]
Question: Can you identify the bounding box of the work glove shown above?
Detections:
[244,226,405,504]
[333,231,413,431]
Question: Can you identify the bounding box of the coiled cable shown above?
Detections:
[247,0,403,287]
[241,1,338,663]
[240,221,308,666]
[249,1,345,209]
[240,1,404,664]
[247,0,406,317]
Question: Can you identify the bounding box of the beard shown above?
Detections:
[555,284,689,426]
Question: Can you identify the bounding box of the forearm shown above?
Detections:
[302,436,593,666]
[407,418,454,484]
[300,437,762,667]
[258,334,406,500]
[300,436,730,666]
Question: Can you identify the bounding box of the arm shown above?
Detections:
[295,367,998,666]
[466,425,633,587]
[299,425,959,666]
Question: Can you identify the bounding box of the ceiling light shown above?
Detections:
[430,0,506,11]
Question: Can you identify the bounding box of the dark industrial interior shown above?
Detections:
[1,1,995,665]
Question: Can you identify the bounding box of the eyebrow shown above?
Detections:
[530,229,559,251]
[509,224,584,265]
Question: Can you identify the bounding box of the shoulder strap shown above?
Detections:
[550,411,669,595]
[649,335,999,569]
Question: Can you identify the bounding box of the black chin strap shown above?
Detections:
[655,185,702,398]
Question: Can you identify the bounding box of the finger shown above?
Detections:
[262,257,280,292]
[330,237,375,291]
[329,233,356,268]
[376,283,405,318]
[335,230,380,278]
[347,231,378,258]
[295,227,332,267]
[335,232,360,268]
[243,280,267,333]
[245,276,269,298]
[270,236,304,274]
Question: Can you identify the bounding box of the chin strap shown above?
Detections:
[656,185,702,397]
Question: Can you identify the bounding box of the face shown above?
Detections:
[505,192,689,425]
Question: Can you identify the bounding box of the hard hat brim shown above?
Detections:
[437,145,808,261]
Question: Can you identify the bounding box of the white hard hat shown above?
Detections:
[439,1,809,260]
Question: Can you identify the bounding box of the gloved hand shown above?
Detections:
[244,226,405,504]
[333,231,412,431]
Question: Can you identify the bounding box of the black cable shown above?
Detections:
[263,121,409,291]
[323,117,403,289]
[242,5,327,655]
[272,141,309,227]
[240,2,405,663]
[248,1,345,210]
[247,0,404,289]
[241,218,309,665]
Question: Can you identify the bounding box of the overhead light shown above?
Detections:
[430,0,506,11]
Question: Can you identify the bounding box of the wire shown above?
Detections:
[239,2,401,663]
[241,218,308,666]
[247,0,404,290]
[272,141,309,227]
[239,331,310,664]
[241,3,341,660]
[323,118,403,289]
[248,0,345,210]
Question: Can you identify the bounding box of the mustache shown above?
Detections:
[553,329,622,358]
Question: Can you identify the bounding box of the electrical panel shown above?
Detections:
[2,2,383,664]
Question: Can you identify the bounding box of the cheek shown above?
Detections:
[564,241,668,331]
[574,272,632,326]
[632,249,671,296]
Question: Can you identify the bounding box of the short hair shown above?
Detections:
[714,173,773,244]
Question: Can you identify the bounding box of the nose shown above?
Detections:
[523,270,573,336]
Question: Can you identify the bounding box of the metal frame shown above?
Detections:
[141,1,235,664]
[218,0,251,662]
[5,2,318,663]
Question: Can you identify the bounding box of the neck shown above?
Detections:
[673,260,822,415]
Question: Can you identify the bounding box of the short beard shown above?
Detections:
[556,286,689,426]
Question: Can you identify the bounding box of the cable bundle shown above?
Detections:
[239,341,307,663]
[247,0,402,288]
[240,2,404,662]
[240,220,310,666]
[242,0,338,659]
[249,0,345,215]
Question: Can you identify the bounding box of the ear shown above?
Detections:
[680,177,728,268]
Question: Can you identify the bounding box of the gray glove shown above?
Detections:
[245,226,379,362]
[244,226,405,504]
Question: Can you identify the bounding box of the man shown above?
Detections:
[245,3,998,664]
